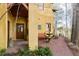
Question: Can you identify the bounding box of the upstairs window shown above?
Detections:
[38,25,41,30]
[46,23,51,32]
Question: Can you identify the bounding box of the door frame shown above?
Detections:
[16,23,24,39]
[7,21,10,48]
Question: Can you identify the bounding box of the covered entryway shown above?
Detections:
[9,3,28,39]
[7,3,28,48]
[5,3,29,55]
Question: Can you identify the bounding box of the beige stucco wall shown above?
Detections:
[28,3,54,50]
[37,4,54,34]
[8,12,15,40]
[29,4,38,50]
[0,4,7,49]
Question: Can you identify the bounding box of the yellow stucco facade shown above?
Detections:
[0,3,54,50]
[37,4,54,33]
[0,4,7,48]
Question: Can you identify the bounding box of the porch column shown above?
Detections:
[0,4,7,48]
[28,4,38,50]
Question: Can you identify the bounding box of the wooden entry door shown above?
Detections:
[16,23,24,39]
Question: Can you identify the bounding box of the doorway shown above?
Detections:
[7,21,10,48]
[16,23,24,39]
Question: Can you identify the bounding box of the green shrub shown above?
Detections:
[17,48,38,56]
[17,48,30,56]
[17,47,52,56]
[37,47,52,56]
[0,49,6,56]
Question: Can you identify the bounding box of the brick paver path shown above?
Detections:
[39,36,73,56]
[49,36,73,56]
[71,49,79,56]
[5,37,74,56]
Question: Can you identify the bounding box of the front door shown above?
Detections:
[16,23,24,39]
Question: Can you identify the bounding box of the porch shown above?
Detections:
[7,3,28,48]
[5,40,28,55]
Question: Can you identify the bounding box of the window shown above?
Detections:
[38,25,41,30]
[37,3,44,11]
[17,25,24,32]
[46,23,51,32]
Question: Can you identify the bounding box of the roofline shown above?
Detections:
[7,3,28,10]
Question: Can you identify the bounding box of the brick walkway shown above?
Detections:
[39,36,73,56]
[5,37,79,56]
[71,49,79,56]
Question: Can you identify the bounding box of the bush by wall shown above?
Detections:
[17,47,52,56]
[0,49,6,56]
[0,47,52,56]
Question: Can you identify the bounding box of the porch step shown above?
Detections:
[14,40,28,48]
[5,40,28,56]
[5,47,19,56]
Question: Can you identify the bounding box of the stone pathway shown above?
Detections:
[5,40,28,55]
[39,36,73,56]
